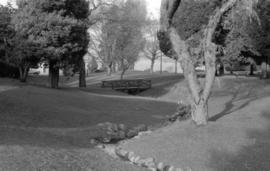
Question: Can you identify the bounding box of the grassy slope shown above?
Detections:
[121,77,270,171]
[0,73,179,171]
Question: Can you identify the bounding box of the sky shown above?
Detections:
[0,0,161,19]
[146,0,161,19]
[0,0,15,6]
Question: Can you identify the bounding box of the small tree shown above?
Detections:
[95,0,147,79]
[15,0,90,88]
[143,19,161,74]
[6,37,40,82]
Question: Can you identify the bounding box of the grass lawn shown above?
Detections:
[2,72,269,171]
[120,76,270,171]
[0,72,179,171]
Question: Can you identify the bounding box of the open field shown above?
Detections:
[0,72,179,171]
[1,72,270,171]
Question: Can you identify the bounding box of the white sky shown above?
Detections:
[146,0,161,19]
[0,0,15,6]
[0,0,161,19]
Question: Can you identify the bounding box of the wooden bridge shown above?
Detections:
[101,79,152,94]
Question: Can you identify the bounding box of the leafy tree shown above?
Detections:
[6,36,41,82]
[257,0,270,78]
[0,4,19,78]
[159,0,260,125]
[15,0,89,88]
[0,5,13,58]
[143,19,162,74]
[97,0,147,79]
[2,3,43,82]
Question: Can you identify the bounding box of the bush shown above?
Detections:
[168,103,191,122]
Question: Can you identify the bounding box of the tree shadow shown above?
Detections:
[209,82,268,121]
[208,111,270,171]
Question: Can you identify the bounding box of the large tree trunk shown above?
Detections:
[49,60,59,89]
[261,62,268,79]
[112,62,116,73]
[19,66,29,82]
[120,69,127,80]
[79,59,86,88]
[150,60,155,74]
[107,65,112,76]
[175,59,178,74]
[191,99,208,125]
[160,53,163,74]
[170,28,206,125]
[249,64,254,75]
[165,0,237,125]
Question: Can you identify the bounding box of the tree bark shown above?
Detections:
[160,53,163,74]
[249,64,254,75]
[175,59,178,74]
[261,62,268,79]
[19,66,29,82]
[150,60,155,74]
[79,59,86,88]
[120,68,127,80]
[107,65,112,76]
[166,0,237,125]
[49,60,59,89]
[191,99,208,125]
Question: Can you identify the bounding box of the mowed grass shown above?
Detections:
[0,73,178,171]
[120,76,270,171]
[0,86,176,128]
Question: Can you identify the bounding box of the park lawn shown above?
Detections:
[119,76,270,171]
[0,76,177,171]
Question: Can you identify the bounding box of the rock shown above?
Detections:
[96,144,105,149]
[118,130,126,139]
[130,156,136,163]
[126,130,138,138]
[150,168,157,171]
[127,152,135,161]
[118,124,127,131]
[137,159,145,166]
[90,139,98,145]
[163,165,171,171]
[97,123,105,127]
[134,156,140,164]
[168,166,175,171]
[115,148,128,159]
[175,168,183,171]
[142,157,156,168]
[157,162,164,170]
[102,137,111,143]
[134,124,147,132]
[106,123,118,132]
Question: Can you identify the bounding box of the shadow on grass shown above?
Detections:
[208,111,270,171]
[209,80,270,122]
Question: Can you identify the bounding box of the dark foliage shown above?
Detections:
[0,61,19,78]
[172,0,222,40]
[168,103,191,122]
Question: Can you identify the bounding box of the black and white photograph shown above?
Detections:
[0,0,270,170]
